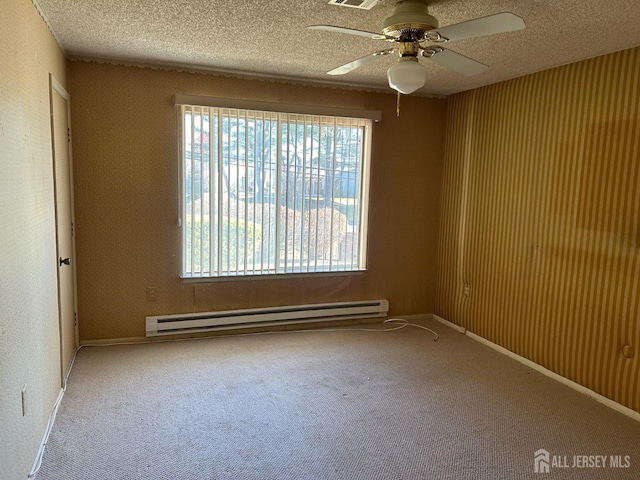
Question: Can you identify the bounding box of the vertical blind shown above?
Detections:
[180,105,372,278]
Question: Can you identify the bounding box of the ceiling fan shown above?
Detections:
[308,0,526,94]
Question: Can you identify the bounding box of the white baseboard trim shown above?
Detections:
[389,313,431,321]
[28,386,64,478]
[81,318,387,346]
[80,336,149,346]
[430,313,467,333]
[28,346,81,478]
[432,314,640,423]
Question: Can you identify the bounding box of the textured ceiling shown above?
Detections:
[36,0,640,96]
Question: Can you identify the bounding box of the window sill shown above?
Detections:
[181,269,366,283]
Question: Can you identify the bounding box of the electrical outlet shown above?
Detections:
[463,284,471,297]
[21,385,27,416]
[146,287,158,302]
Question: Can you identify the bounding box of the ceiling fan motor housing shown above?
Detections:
[382,0,438,39]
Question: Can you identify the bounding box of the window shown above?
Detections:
[179,103,373,278]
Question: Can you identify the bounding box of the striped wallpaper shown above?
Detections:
[435,47,640,413]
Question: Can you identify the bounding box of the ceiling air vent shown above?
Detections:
[328,0,379,10]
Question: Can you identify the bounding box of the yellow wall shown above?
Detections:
[0,0,68,478]
[68,61,447,341]
[436,47,640,413]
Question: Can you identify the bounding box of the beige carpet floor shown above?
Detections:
[35,318,640,479]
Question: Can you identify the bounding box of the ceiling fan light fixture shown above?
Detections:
[387,57,427,94]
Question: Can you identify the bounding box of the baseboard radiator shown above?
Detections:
[145,299,389,337]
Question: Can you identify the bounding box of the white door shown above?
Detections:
[50,75,78,386]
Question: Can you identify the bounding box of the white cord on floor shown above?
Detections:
[358,318,439,339]
[28,346,80,478]
[279,318,440,340]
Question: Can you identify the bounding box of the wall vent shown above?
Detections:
[328,0,379,10]
[145,300,389,337]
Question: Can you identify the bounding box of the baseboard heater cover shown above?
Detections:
[145,299,389,337]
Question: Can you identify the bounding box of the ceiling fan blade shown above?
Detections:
[430,12,525,42]
[328,49,395,75]
[307,25,389,40]
[424,48,489,76]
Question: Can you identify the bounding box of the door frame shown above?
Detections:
[50,74,79,385]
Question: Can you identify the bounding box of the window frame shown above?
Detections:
[174,95,380,280]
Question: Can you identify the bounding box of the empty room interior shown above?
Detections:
[2,0,640,478]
